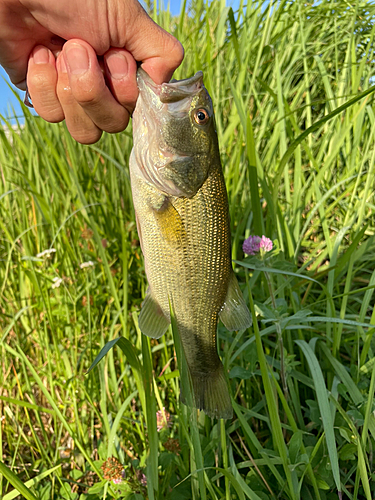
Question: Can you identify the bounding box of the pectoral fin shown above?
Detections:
[138,290,170,339]
[154,199,185,246]
[219,273,252,331]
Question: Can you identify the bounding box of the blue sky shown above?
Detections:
[0,0,183,122]
[0,67,25,121]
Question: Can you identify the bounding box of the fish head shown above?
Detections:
[132,68,218,197]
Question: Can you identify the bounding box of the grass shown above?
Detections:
[1,0,375,498]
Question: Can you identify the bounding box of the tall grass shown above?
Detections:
[1,0,375,499]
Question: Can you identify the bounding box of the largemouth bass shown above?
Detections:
[130,69,252,419]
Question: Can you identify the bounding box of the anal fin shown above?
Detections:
[219,272,252,331]
[138,291,170,339]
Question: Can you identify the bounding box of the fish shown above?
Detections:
[130,68,252,419]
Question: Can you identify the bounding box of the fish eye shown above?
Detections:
[194,108,210,125]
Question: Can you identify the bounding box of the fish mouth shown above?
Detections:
[137,68,204,104]
[136,68,202,161]
[133,68,206,197]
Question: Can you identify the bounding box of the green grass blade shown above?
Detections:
[272,85,375,213]
[295,340,341,494]
[249,288,297,500]
[3,465,62,500]
[0,461,38,500]
[86,336,141,374]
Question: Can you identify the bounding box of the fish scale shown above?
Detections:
[130,69,252,419]
[172,168,230,365]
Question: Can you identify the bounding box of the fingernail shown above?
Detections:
[65,43,89,75]
[106,53,128,80]
[33,47,50,65]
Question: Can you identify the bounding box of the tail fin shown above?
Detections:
[181,364,233,420]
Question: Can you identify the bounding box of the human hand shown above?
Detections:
[0,0,183,143]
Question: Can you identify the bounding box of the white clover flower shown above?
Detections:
[79,261,94,269]
[37,248,56,258]
[51,277,63,289]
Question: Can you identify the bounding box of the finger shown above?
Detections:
[26,46,64,123]
[63,39,131,134]
[56,52,102,144]
[115,2,184,84]
[104,48,138,112]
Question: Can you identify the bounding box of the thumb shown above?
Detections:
[118,4,184,84]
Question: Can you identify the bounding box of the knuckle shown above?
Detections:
[165,36,184,68]
[70,79,106,108]
[28,70,54,91]
[72,88,101,107]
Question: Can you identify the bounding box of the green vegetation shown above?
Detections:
[1,0,375,498]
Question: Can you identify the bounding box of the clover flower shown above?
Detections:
[112,475,125,485]
[243,235,273,255]
[79,261,94,269]
[260,235,273,253]
[51,277,63,289]
[101,457,125,484]
[163,437,181,454]
[36,248,56,258]
[243,235,261,255]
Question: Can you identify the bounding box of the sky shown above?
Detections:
[0,67,26,122]
[0,0,183,122]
